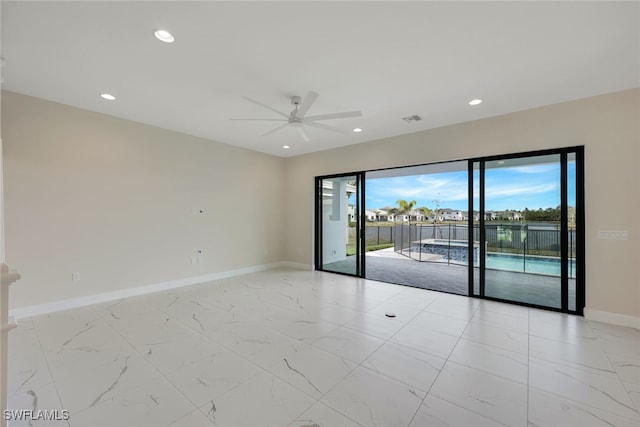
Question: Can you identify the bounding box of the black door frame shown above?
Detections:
[470,147,584,315]
[314,172,366,278]
[315,147,585,315]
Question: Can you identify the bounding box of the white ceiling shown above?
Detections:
[2,1,639,157]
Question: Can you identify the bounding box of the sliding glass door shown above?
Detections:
[482,154,563,308]
[473,148,584,314]
[315,173,364,276]
[315,147,584,315]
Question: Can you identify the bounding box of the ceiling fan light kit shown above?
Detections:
[231,91,362,142]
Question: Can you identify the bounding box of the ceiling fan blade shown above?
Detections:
[304,110,362,121]
[294,91,319,118]
[261,123,290,137]
[304,121,347,134]
[242,96,289,118]
[230,118,288,121]
[297,127,310,142]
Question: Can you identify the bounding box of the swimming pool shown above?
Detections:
[483,253,576,277]
[410,239,576,277]
[411,239,479,264]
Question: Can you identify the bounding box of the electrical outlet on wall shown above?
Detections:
[598,230,629,240]
[72,272,81,281]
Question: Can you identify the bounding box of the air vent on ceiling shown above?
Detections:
[402,115,422,123]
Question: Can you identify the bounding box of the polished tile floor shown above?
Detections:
[7,268,640,426]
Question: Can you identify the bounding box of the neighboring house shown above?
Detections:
[388,209,426,222]
[365,210,377,221]
[485,211,498,220]
[366,207,521,222]
[441,209,464,221]
[408,210,427,222]
[379,207,397,222]
[377,210,393,222]
[365,209,398,222]
[462,211,479,221]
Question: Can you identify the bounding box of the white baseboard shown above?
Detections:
[9,262,286,319]
[12,264,639,330]
[584,308,640,329]
[279,261,313,270]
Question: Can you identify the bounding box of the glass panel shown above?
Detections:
[320,176,359,275]
[364,161,468,295]
[568,153,577,311]
[484,154,562,308]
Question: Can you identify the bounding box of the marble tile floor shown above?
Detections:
[6,268,640,427]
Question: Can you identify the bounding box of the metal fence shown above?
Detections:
[348,226,395,247]
[364,226,394,246]
[393,224,474,263]
[392,223,577,266]
[351,222,576,262]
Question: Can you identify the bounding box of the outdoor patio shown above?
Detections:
[323,248,576,311]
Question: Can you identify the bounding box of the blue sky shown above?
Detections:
[364,163,576,211]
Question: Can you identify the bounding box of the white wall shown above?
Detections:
[284,89,640,320]
[2,91,286,310]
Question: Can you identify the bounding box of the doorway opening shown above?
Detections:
[364,161,469,295]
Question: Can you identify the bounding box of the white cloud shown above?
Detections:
[366,167,560,211]
[485,183,558,198]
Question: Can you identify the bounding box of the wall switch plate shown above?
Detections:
[598,230,629,240]
[72,272,80,281]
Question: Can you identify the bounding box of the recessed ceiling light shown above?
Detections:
[282,145,291,150]
[353,128,362,133]
[154,30,175,43]
[100,93,116,101]
[469,99,483,106]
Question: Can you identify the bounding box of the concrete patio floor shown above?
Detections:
[323,248,576,311]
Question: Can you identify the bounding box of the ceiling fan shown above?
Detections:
[231,91,362,142]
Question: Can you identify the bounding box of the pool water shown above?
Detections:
[483,253,576,277]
